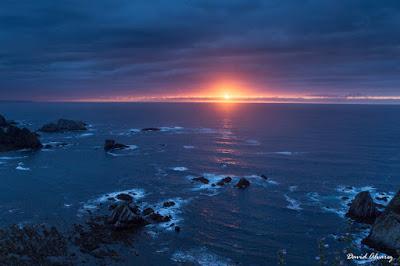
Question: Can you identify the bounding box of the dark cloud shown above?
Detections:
[0,0,399,100]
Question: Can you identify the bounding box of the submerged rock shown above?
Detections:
[0,114,42,152]
[104,139,128,151]
[141,127,161,132]
[108,203,148,230]
[235,178,250,189]
[345,191,381,224]
[216,176,232,186]
[192,176,209,184]
[363,190,400,256]
[163,201,176,208]
[39,119,87,133]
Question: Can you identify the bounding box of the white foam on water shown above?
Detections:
[171,167,188,171]
[79,188,146,215]
[78,133,94,138]
[171,247,234,266]
[183,145,195,149]
[289,185,298,192]
[0,156,27,160]
[150,197,189,231]
[16,162,30,171]
[284,194,303,211]
[244,174,279,186]
[186,173,237,194]
[160,126,184,132]
[106,145,138,157]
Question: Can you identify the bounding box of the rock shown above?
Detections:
[104,139,128,151]
[376,196,389,202]
[260,174,268,180]
[175,226,181,233]
[363,190,400,256]
[141,127,161,132]
[39,119,87,133]
[149,213,171,223]
[345,191,381,224]
[341,196,350,201]
[192,176,209,184]
[116,193,133,202]
[235,178,250,189]
[0,115,42,152]
[142,207,154,216]
[216,176,232,186]
[163,201,175,208]
[108,203,147,229]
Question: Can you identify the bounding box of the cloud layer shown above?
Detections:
[0,0,399,101]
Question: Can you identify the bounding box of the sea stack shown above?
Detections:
[39,119,87,133]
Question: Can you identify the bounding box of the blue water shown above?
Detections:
[0,102,399,265]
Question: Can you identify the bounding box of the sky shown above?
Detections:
[0,0,399,102]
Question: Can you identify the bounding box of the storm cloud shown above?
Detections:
[0,0,399,101]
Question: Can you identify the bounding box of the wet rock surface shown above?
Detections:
[235,178,250,189]
[104,140,129,151]
[192,176,209,184]
[363,190,400,256]
[216,177,232,186]
[39,119,87,133]
[345,191,381,224]
[0,114,42,152]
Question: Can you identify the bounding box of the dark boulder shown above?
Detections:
[0,115,42,152]
[108,203,148,230]
[345,191,381,224]
[39,119,87,133]
[141,127,161,132]
[149,213,171,223]
[116,193,133,202]
[192,176,209,184]
[235,178,250,189]
[260,174,268,180]
[216,176,232,186]
[104,139,128,151]
[142,207,155,216]
[363,191,400,256]
[163,201,175,208]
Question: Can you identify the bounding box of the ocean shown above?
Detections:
[0,102,399,265]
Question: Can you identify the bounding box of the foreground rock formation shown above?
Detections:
[363,190,400,256]
[345,191,381,224]
[39,119,87,132]
[0,114,42,152]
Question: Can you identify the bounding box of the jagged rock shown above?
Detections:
[163,201,175,208]
[116,193,133,202]
[260,174,268,180]
[0,115,42,152]
[235,178,250,189]
[149,213,171,223]
[142,207,154,216]
[216,176,232,186]
[39,119,87,132]
[108,203,147,229]
[104,139,128,151]
[363,191,400,256]
[345,191,381,224]
[192,176,209,184]
[141,127,161,132]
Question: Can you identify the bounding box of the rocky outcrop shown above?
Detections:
[104,140,128,151]
[39,119,87,133]
[108,203,148,230]
[141,127,161,132]
[0,115,42,152]
[345,191,381,224]
[163,201,175,207]
[192,176,209,184]
[363,191,400,256]
[116,193,133,202]
[235,178,250,189]
[216,177,232,186]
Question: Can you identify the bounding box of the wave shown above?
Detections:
[16,162,30,171]
[171,167,188,172]
[106,145,138,157]
[284,194,302,211]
